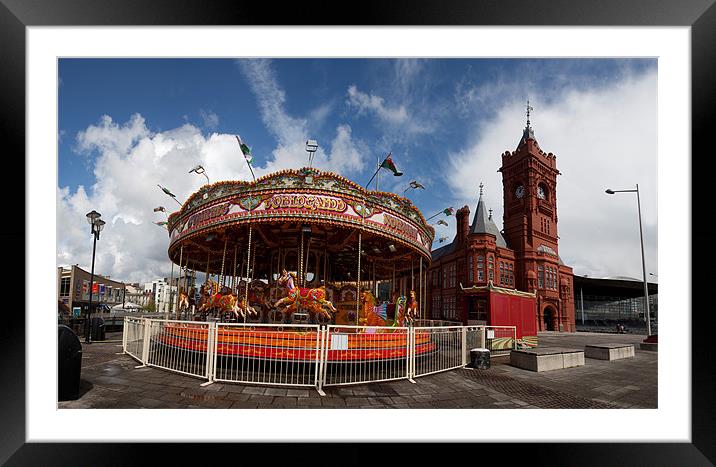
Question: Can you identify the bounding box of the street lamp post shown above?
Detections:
[85,210,105,344]
[605,185,652,337]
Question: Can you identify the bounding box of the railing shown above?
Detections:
[123,316,146,362]
[214,323,322,388]
[483,325,517,356]
[320,325,411,388]
[413,326,467,378]
[122,318,516,393]
[145,320,213,380]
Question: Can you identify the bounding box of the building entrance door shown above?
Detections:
[543,306,556,331]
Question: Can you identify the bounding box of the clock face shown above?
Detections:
[537,185,546,199]
[515,185,525,198]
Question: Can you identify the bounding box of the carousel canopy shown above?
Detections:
[166,168,434,280]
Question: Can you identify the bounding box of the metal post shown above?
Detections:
[636,184,652,337]
[176,245,183,319]
[86,231,98,344]
[356,230,362,326]
[419,257,423,323]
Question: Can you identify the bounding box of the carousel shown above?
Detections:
[158,166,437,363]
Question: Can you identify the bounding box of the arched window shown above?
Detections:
[477,255,484,282]
[488,256,494,282]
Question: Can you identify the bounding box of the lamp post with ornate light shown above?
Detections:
[85,210,105,344]
[605,185,652,337]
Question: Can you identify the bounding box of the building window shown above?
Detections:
[432,294,441,317]
[488,256,494,282]
[60,277,71,297]
[443,295,457,319]
[538,265,544,289]
[499,262,505,285]
[477,255,484,282]
[469,255,474,283]
[508,264,514,287]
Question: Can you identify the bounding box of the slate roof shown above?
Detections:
[470,194,508,248]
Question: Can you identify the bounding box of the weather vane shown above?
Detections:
[479,181,484,196]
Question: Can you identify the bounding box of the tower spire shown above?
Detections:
[526,99,533,128]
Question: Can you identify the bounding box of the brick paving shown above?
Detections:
[59,330,657,409]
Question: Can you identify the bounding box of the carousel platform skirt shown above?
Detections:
[153,323,438,363]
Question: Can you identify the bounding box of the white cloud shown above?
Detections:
[346,85,409,125]
[238,59,368,176]
[199,109,220,129]
[446,69,658,279]
[59,60,371,283]
[60,115,255,283]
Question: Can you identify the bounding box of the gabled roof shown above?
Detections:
[431,241,456,261]
[470,193,508,248]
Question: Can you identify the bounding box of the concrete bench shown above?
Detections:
[585,343,635,360]
[510,347,584,372]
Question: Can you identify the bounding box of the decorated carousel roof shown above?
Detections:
[165,168,435,279]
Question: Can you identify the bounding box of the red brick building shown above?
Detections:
[428,118,576,332]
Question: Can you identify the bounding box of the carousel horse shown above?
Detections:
[274,269,337,321]
[405,290,418,325]
[234,296,258,321]
[391,291,409,327]
[358,289,387,329]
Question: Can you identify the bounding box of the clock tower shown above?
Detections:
[499,102,575,331]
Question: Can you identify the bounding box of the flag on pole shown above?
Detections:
[235,135,253,164]
[153,206,166,212]
[409,180,425,190]
[437,219,448,226]
[439,236,448,243]
[379,153,403,176]
[155,221,168,226]
[443,207,455,216]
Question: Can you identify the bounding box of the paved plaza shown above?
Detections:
[58,330,657,409]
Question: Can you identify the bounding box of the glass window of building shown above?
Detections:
[488,256,494,282]
[538,265,544,289]
[477,255,484,282]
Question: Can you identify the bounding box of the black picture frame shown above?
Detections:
[3,0,713,464]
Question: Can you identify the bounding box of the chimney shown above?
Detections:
[456,205,470,245]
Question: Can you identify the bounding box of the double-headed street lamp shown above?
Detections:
[85,210,105,344]
[605,184,653,337]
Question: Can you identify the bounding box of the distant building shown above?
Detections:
[57,265,126,315]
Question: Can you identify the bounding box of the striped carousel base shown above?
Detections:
[154,323,438,363]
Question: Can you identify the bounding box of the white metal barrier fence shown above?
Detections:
[213,323,322,388]
[413,326,467,378]
[122,319,517,392]
[123,316,146,362]
[145,320,213,380]
[320,325,411,388]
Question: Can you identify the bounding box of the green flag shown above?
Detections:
[443,207,454,216]
[236,135,253,164]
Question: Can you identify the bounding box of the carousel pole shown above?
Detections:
[232,244,238,293]
[419,256,423,324]
[356,230,362,326]
[205,250,210,290]
[305,236,312,285]
[411,258,414,291]
[220,236,228,290]
[176,245,183,320]
[299,228,305,287]
[245,226,253,321]
[168,255,174,318]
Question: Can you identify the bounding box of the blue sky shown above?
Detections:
[58,58,658,283]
